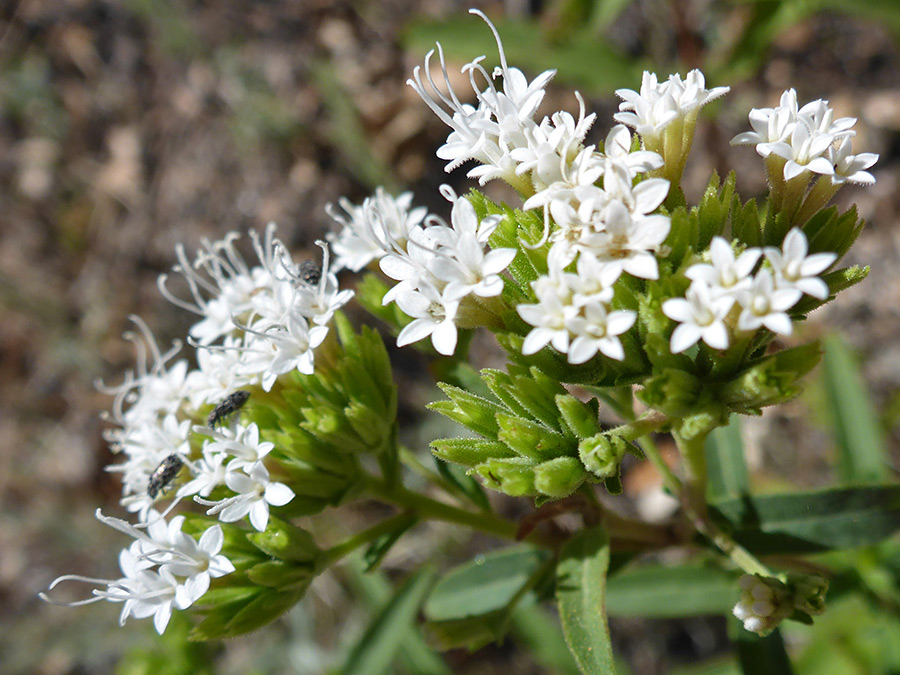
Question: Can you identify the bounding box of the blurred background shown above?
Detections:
[2,0,899,673]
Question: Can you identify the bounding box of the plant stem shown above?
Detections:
[635,433,682,495]
[320,512,417,568]
[363,474,520,542]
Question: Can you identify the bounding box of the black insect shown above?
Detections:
[147,454,184,499]
[296,259,322,286]
[207,390,251,428]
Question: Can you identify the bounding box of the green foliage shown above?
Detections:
[556,526,616,675]
[606,563,739,618]
[424,547,551,649]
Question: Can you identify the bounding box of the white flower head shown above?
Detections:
[663,281,735,353]
[735,269,802,335]
[764,228,836,300]
[685,237,761,298]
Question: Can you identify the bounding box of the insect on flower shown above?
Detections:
[296,259,322,286]
[207,390,251,428]
[147,453,184,498]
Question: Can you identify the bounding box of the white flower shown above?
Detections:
[202,462,295,532]
[764,228,836,300]
[395,284,461,356]
[770,120,837,180]
[429,193,515,300]
[518,272,577,356]
[238,313,329,391]
[326,188,428,272]
[685,237,761,298]
[41,509,235,634]
[828,136,878,185]
[735,269,802,334]
[578,199,670,282]
[615,69,728,138]
[566,302,635,363]
[199,422,274,473]
[663,281,734,353]
[733,575,790,636]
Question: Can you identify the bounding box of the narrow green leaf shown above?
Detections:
[340,567,436,675]
[345,561,451,675]
[424,547,549,622]
[706,414,750,501]
[434,457,491,510]
[711,485,900,554]
[822,335,888,484]
[511,603,582,675]
[556,525,616,675]
[606,564,737,617]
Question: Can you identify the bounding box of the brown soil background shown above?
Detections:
[2,1,899,673]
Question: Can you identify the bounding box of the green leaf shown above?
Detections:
[340,566,437,675]
[711,485,900,554]
[606,564,737,617]
[706,414,750,501]
[345,561,451,675]
[510,603,582,675]
[556,525,616,675]
[434,457,491,510]
[424,547,549,622]
[821,335,888,484]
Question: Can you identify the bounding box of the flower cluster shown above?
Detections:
[44,226,353,632]
[41,510,234,634]
[328,185,516,355]
[731,88,877,186]
[662,228,837,353]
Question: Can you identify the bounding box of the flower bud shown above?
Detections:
[733,574,793,636]
[247,516,319,564]
[556,394,603,438]
[473,457,536,497]
[722,342,822,413]
[578,434,628,478]
[637,367,701,417]
[497,413,568,462]
[533,456,588,498]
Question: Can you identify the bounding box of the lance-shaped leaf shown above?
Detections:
[556,526,616,675]
[705,414,750,501]
[424,547,550,650]
[711,485,900,554]
[821,335,888,484]
[340,567,436,675]
[606,564,737,617]
[431,437,516,467]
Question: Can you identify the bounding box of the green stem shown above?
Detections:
[320,512,416,567]
[636,433,682,495]
[363,474,520,542]
[397,446,467,500]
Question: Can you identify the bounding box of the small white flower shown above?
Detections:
[326,188,428,272]
[395,284,461,356]
[828,136,878,185]
[663,281,735,353]
[735,269,802,334]
[518,272,577,356]
[566,302,635,363]
[200,422,275,474]
[203,462,295,532]
[238,313,329,391]
[685,237,761,298]
[764,228,836,300]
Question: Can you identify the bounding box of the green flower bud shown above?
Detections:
[246,516,319,564]
[473,457,536,497]
[431,438,516,467]
[555,394,602,438]
[430,383,505,438]
[533,456,587,498]
[790,574,828,617]
[578,434,627,478]
[497,413,568,462]
[246,561,315,590]
[722,342,822,413]
[637,368,701,417]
